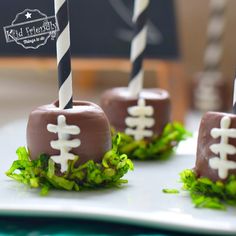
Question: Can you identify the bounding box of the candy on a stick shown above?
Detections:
[6,0,133,194]
[100,1,189,160]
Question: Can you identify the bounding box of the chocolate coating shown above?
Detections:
[27,100,111,164]
[195,112,236,182]
[100,87,171,136]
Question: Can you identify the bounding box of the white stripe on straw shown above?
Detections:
[133,0,149,21]
[59,72,73,110]
[56,23,71,65]
[130,25,148,62]
[55,0,65,13]
[129,70,144,98]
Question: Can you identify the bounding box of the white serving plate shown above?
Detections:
[0,120,235,235]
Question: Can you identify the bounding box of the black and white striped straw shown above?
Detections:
[203,0,226,72]
[54,0,73,109]
[129,0,149,97]
[233,77,236,114]
[194,0,227,111]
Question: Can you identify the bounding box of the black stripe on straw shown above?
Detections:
[58,49,71,88]
[130,5,149,84]
[210,7,226,19]
[131,50,145,80]
[64,97,73,110]
[207,35,223,44]
[204,63,220,73]
[56,1,69,35]
[133,9,148,35]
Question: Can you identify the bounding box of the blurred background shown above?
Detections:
[1,0,236,131]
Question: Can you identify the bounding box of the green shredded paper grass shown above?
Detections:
[6,134,134,195]
[115,122,191,160]
[180,169,236,210]
[162,189,179,194]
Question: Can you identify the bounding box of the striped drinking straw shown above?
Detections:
[54,0,73,109]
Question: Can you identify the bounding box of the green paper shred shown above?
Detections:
[6,135,134,195]
[115,122,191,160]
[180,169,236,210]
[162,189,179,194]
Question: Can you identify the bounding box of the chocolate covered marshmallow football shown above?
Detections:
[101,87,189,160]
[180,111,236,210]
[6,0,133,194]
[7,100,133,194]
[180,76,236,210]
[100,1,189,160]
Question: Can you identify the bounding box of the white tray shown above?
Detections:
[0,120,235,235]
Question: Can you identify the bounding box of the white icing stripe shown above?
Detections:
[209,158,236,179]
[125,128,153,140]
[133,0,149,22]
[47,123,80,135]
[47,115,81,172]
[209,116,236,179]
[54,0,66,14]
[51,153,74,172]
[210,143,236,155]
[56,23,70,65]
[211,129,236,139]
[126,116,154,128]
[125,98,155,141]
[128,106,153,117]
[130,25,148,62]
[59,72,72,110]
[128,70,144,97]
[51,139,81,149]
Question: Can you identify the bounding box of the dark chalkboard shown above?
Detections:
[0,0,179,59]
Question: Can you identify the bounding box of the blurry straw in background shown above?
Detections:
[194,0,227,111]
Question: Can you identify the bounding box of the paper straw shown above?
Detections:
[55,0,73,109]
[203,0,226,72]
[194,0,227,111]
[129,0,149,97]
